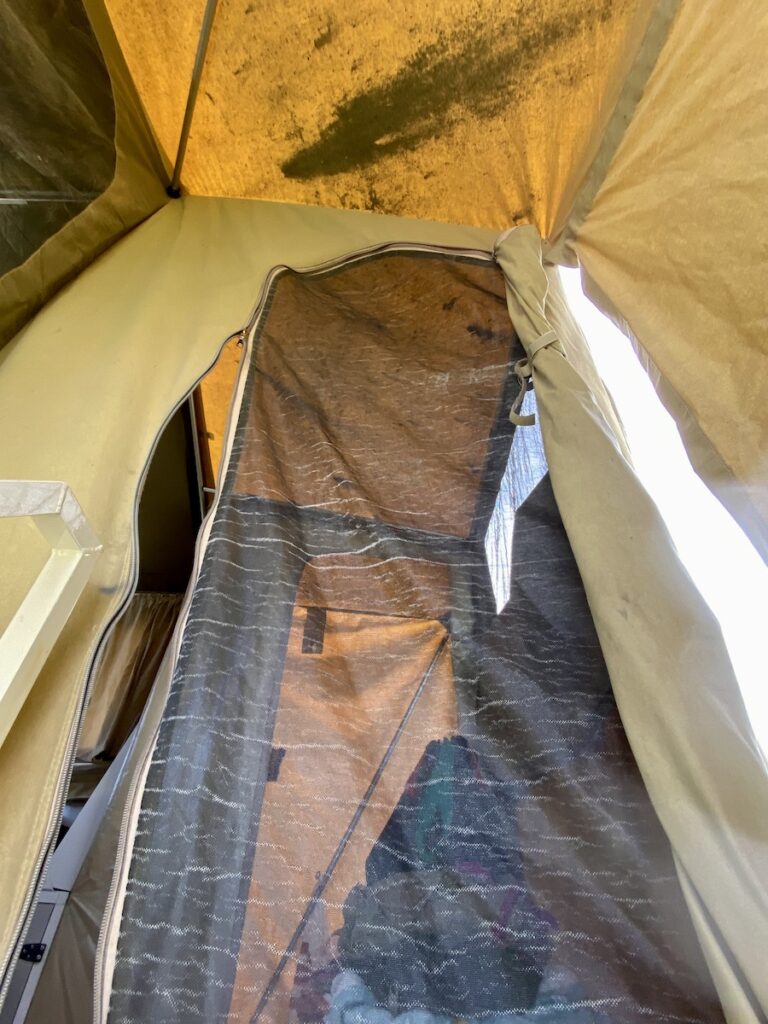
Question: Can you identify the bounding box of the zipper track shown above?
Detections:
[91,321,252,1024]
[0,322,249,1014]
[92,240,496,1024]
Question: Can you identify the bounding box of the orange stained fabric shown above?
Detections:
[228,610,456,1022]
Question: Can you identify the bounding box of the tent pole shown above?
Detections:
[167,0,220,198]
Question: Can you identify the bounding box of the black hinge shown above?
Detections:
[19,943,46,964]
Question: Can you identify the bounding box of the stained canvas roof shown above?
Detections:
[105,0,652,231]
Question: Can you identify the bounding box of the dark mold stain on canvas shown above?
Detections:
[313,21,335,50]
[281,0,622,180]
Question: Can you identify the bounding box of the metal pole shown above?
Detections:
[167,0,220,197]
[249,634,450,1022]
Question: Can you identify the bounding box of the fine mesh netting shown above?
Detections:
[0,0,116,276]
[109,250,723,1024]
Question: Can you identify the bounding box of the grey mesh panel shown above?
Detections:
[109,252,722,1024]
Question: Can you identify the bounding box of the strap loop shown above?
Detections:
[528,329,558,362]
[509,358,535,426]
[508,332,558,426]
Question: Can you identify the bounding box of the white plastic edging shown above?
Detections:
[0,481,101,748]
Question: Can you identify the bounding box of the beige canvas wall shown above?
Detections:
[573,0,768,555]
[497,225,768,1019]
[0,196,498,986]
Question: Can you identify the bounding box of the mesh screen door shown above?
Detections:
[110,250,723,1024]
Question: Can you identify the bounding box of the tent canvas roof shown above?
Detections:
[105,0,652,231]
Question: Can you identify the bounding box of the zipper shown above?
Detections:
[91,325,252,1024]
[0,323,247,1013]
[91,240,495,1023]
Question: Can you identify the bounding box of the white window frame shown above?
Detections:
[0,481,100,748]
